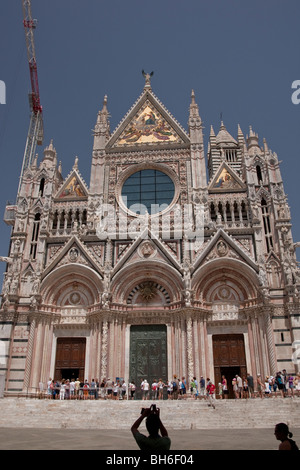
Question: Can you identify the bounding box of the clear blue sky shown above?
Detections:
[0,0,299,284]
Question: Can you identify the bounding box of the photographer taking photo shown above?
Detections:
[131,404,171,451]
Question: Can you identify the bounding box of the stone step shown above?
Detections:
[0,397,299,430]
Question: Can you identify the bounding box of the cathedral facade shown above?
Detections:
[0,76,299,396]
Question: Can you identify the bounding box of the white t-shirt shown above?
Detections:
[143,381,149,391]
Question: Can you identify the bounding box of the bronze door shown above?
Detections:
[129,325,167,399]
[54,337,86,382]
[213,334,247,398]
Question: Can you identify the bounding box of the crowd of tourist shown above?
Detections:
[40,369,300,401]
[219,370,300,399]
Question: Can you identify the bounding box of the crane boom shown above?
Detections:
[18,0,43,194]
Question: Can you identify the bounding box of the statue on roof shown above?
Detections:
[142,70,154,89]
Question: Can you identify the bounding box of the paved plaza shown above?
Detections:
[1,426,300,451]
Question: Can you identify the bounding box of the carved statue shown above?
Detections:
[142,70,154,88]
[0,256,12,264]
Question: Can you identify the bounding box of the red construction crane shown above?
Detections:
[18,0,44,194]
[4,0,44,224]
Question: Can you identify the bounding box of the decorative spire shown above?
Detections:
[247,125,260,149]
[43,139,57,164]
[102,94,108,113]
[189,89,200,118]
[142,70,154,90]
[93,95,110,142]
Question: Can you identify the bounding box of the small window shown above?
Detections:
[261,199,273,252]
[256,165,263,184]
[30,213,41,259]
[39,178,45,197]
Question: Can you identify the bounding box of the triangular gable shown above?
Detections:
[42,236,104,279]
[32,197,44,212]
[107,90,190,150]
[192,228,258,273]
[55,170,88,200]
[112,227,182,278]
[209,162,245,192]
[265,250,281,266]
[21,262,35,279]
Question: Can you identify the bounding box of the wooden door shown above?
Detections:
[213,334,247,398]
[54,337,86,381]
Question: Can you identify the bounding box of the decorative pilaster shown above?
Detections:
[23,316,36,391]
[96,319,102,380]
[264,309,277,376]
[31,320,45,390]
[100,318,108,379]
[186,315,194,382]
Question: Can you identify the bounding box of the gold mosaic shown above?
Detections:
[116,105,181,146]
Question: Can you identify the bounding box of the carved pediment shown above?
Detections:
[209,162,246,192]
[54,169,88,200]
[112,228,182,276]
[43,236,103,279]
[193,229,258,273]
[106,90,190,150]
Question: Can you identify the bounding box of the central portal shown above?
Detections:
[129,325,167,398]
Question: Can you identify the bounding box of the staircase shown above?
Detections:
[0,397,299,430]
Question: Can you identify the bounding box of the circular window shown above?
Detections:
[121,169,175,215]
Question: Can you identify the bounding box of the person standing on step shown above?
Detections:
[199,376,206,399]
[167,379,173,399]
[180,376,187,398]
[275,372,285,398]
[232,378,239,399]
[75,378,80,399]
[246,373,254,398]
[221,375,228,399]
[106,377,113,398]
[206,378,216,409]
[151,380,158,400]
[142,379,150,400]
[158,379,164,400]
[282,369,287,396]
[129,380,136,400]
[172,375,179,400]
[59,379,66,400]
[236,374,243,398]
[257,374,264,399]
